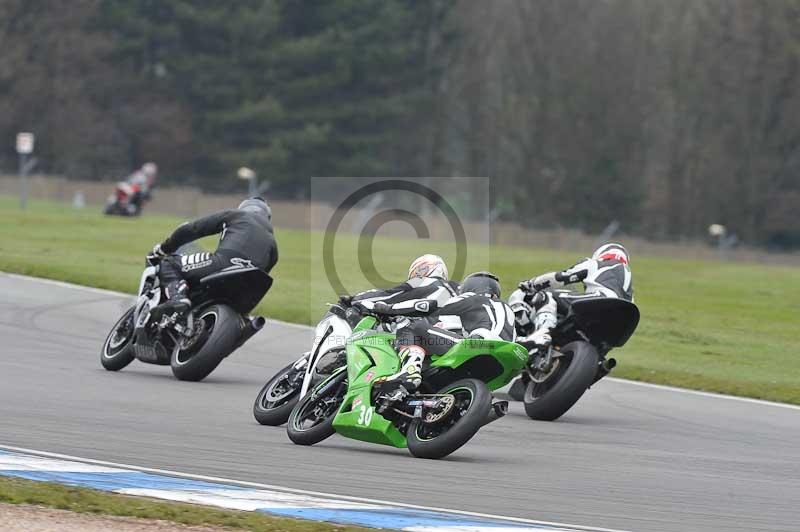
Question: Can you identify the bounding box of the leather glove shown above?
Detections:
[518,279,535,293]
[152,243,168,258]
[146,243,167,263]
[338,294,353,307]
[520,275,552,293]
[372,302,392,314]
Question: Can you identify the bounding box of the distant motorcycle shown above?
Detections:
[103,181,150,216]
[508,289,640,420]
[101,253,271,381]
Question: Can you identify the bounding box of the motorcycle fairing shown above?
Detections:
[333,330,407,448]
[567,297,640,347]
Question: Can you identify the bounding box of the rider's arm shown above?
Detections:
[160,210,235,254]
[530,258,594,290]
[355,278,454,316]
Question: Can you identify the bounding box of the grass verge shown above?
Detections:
[0,476,371,531]
[1,196,799,404]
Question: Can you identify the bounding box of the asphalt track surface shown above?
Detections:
[0,273,798,532]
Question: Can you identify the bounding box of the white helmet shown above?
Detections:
[592,242,629,265]
[142,162,158,178]
[408,254,448,280]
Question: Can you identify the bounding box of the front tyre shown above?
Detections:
[407,378,492,459]
[170,304,240,382]
[101,306,136,371]
[253,362,303,426]
[523,341,599,421]
[287,370,347,446]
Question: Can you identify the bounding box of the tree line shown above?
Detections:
[1,0,798,247]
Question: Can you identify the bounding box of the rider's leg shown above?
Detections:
[155,251,232,314]
[523,292,558,351]
[379,321,460,404]
[157,256,192,314]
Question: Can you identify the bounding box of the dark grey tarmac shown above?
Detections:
[0,273,798,532]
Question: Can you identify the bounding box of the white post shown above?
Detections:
[16,132,35,210]
[237,166,257,196]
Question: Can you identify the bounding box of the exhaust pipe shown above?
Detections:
[234,316,266,350]
[483,400,509,426]
[592,357,617,384]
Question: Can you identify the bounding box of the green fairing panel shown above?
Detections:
[429,338,528,390]
[352,315,377,333]
[333,329,407,448]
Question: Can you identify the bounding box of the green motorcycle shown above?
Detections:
[286,315,527,459]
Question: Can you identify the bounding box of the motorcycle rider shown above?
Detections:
[127,162,158,210]
[367,271,515,407]
[517,242,634,353]
[149,197,278,316]
[345,254,458,315]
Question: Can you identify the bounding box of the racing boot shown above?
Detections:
[152,280,191,320]
[375,345,425,413]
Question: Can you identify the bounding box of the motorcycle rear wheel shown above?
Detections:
[407,378,491,459]
[523,341,598,421]
[170,304,240,382]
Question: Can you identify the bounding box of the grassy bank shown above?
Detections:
[0,476,370,531]
[1,196,798,404]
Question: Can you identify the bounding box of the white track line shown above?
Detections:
[604,377,800,411]
[0,444,629,532]
[4,271,798,411]
[0,272,312,332]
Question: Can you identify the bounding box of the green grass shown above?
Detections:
[0,476,371,531]
[1,196,799,404]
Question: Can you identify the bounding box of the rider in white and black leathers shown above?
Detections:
[348,254,458,317]
[149,197,278,315]
[516,243,634,353]
[364,271,515,407]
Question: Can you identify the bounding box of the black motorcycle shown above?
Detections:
[101,254,271,381]
[508,289,640,420]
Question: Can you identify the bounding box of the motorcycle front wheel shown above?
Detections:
[253,361,303,426]
[100,306,136,371]
[286,370,347,446]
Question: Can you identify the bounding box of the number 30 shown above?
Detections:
[357,405,374,425]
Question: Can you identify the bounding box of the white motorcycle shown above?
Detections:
[253,301,413,426]
[252,303,358,425]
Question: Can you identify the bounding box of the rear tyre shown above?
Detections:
[407,378,492,459]
[523,341,599,421]
[253,362,302,425]
[101,307,136,371]
[170,304,240,382]
[287,370,347,446]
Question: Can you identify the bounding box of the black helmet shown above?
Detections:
[238,196,271,221]
[459,271,501,299]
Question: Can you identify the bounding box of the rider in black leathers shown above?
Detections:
[150,197,278,314]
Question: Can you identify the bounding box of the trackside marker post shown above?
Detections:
[16,132,35,210]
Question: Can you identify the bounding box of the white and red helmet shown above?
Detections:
[408,254,449,281]
[142,162,158,178]
[592,243,629,265]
